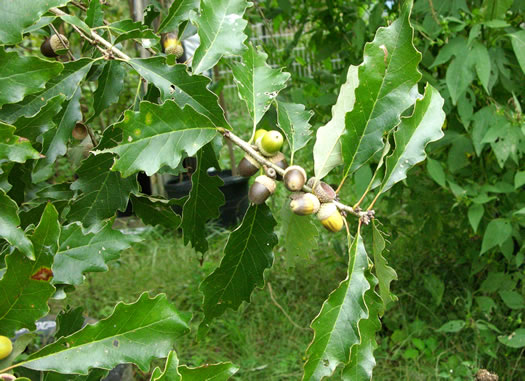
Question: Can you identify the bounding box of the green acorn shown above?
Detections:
[40,34,69,58]
[257,130,284,157]
[317,202,344,232]
[161,32,184,59]
[248,175,276,204]
[254,128,268,144]
[283,165,307,191]
[290,192,320,216]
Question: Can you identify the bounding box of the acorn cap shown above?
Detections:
[248,175,276,204]
[290,192,320,216]
[238,154,260,177]
[72,122,88,140]
[161,32,184,58]
[317,202,344,232]
[283,165,307,191]
[308,178,336,202]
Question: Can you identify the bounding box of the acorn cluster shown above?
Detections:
[240,129,344,232]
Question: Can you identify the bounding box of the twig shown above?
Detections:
[428,0,440,25]
[267,282,308,331]
[50,23,75,61]
[217,128,375,223]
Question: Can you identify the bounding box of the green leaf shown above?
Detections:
[446,56,474,105]
[303,230,370,380]
[230,43,290,130]
[341,0,422,176]
[109,20,158,45]
[13,94,65,141]
[372,221,397,313]
[481,218,512,254]
[53,221,142,285]
[468,203,484,233]
[0,122,41,164]
[498,329,525,348]
[23,16,56,34]
[499,290,525,310]
[0,333,33,369]
[379,84,445,194]
[92,61,126,120]
[515,171,525,189]
[437,320,465,333]
[481,0,513,20]
[0,0,72,45]
[199,204,278,331]
[426,158,446,188]
[509,31,525,75]
[128,58,228,127]
[150,351,181,381]
[192,0,251,74]
[276,100,313,161]
[341,269,382,381]
[32,88,82,183]
[59,14,91,36]
[158,0,200,33]
[0,58,93,124]
[100,100,217,177]
[67,151,138,229]
[178,363,239,380]
[0,48,63,108]
[0,203,59,337]
[56,306,85,338]
[21,293,191,374]
[0,190,34,259]
[131,194,182,229]
[181,144,225,254]
[472,41,491,93]
[313,65,359,180]
[85,0,104,28]
[279,201,319,266]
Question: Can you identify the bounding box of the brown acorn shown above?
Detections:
[72,122,88,140]
[161,32,184,59]
[307,177,336,202]
[317,202,344,232]
[269,151,288,179]
[248,175,276,205]
[238,155,260,177]
[283,165,307,192]
[290,192,320,216]
[40,34,69,58]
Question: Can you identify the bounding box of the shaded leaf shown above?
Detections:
[181,144,225,254]
[276,101,313,161]
[150,351,181,381]
[178,363,239,380]
[109,20,158,45]
[303,230,370,380]
[437,320,465,333]
[481,218,512,254]
[0,59,93,124]
[159,0,200,33]
[56,306,85,338]
[13,94,65,141]
[101,100,217,177]
[371,221,397,313]
[426,157,446,188]
[379,84,445,194]
[131,194,182,229]
[129,58,227,127]
[313,66,359,180]
[230,43,290,131]
[192,0,250,74]
[499,290,525,310]
[92,61,126,120]
[509,31,525,75]
[85,0,104,28]
[341,1,421,176]
[498,329,525,348]
[468,203,484,233]
[0,0,72,45]
[446,56,475,105]
[0,48,63,108]
[199,204,277,331]
[53,221,142,285]
[0,203,59,337]
[0,122,41,164]
[21,293,191,374]
[0,189,33,259]
[472,41,491,92]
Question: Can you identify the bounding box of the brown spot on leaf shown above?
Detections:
[31,267,53,281]
[113,340,119,347]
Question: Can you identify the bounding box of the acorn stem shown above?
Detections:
[216,128,374,223]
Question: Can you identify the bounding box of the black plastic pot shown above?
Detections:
[165,169,249,227]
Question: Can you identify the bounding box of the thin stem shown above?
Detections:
[354,167,381,209]
[335,173,348,194]
[50,23,75,61]
[267,282,308,331]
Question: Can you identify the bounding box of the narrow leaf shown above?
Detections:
[92,60,126,120]
[100,100,217,177]
[150,351,182,381]
[0,189,33,259]
[276,100,313,161]
[21,293,191,374]
[129,58,228,127]
[0,48,63,108]
[181,144,225,254]
[371,221,397,312]
[230,43,290,130]
[379,84,445,194]
[158,0,200,33]
[52,221,142,285]
[303,230,370,380]
[313,66,359,180]
[178,363,239,380]
[341,0,421,176]
[0,203,59,337]
[468,203,484,233]
[192,0,250,74]
[509,31,525,75]
[280,202,319,266]
[199,204,278,331]
[472,41,491,92]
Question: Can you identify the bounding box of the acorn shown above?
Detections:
[72,122,88,141]
[254,128,268,144]
[248,175,276,205]
[283,165,307,191]
[290,192,320,216]
[317,202,344,232]
[161,32,184,59]
[257,130,284,157]
[307,177,337,203]
[238,154,260,177]
[269,151,288,179]
[40,34,69,58]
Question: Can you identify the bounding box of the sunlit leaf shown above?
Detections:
[276,100,313,161]
[0,189,34,259]
[0,122,41,165]
[150,351,181,381]
[178,363,239,380]
[158,0,200,33]
[509,31,525,75]
[371,221,397,313]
